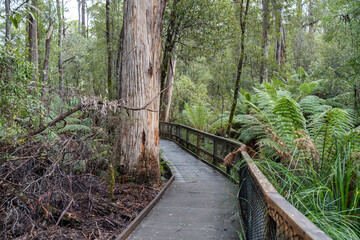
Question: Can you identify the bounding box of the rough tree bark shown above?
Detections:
[114,0,167,186]
[226,0,250,136]
[81,0,86,37]
[5,0,10,43]
[41,26,54,102]
[56,0,64,91]
[260,0,270,84]
[106,0,113,99]
[27,0,39,79]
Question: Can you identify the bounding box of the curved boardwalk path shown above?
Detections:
[128,139,240,240]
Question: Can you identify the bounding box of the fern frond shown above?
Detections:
[273,97,306,137]
[57,124,91,134]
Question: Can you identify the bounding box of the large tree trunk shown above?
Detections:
[56,0,64,91]
[160,52,177,122]
[5,0,10,43]
[114,0,167,186]
[41,26,54,102]
[27,0,39,80]
[106,0,113,99]
[226,0,250,136]
[81,0,86,37]
[260,0,270,83]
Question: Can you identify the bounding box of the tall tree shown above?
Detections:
[160,0,180,121]
[56,0,64,90]
[260,0,270,83]
[106,0,113,99]
[27,0,39,80]
[78,0,81,33]
[81,0,86,37]
[5,0,11,43]
[115,25,124,99]
[114,0,167,186]
[226,0,250,135]
[272,0,285,66]
[41,26,54,102]
[160,48,177,122]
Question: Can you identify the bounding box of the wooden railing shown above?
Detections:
[160,122,331,240]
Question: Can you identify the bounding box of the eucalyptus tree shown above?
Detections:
[27,0,39,80]
[114,0,167,186]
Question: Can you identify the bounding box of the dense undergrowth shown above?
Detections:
[185,81,360,239]
[0,45,168,239]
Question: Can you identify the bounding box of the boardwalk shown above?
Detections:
[129,139,240,240]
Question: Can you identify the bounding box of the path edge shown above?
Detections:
[115,174,175,240]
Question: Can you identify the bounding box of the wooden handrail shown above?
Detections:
[159,121,332,240]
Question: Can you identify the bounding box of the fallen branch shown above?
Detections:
[56,198,74,226]
[25,86,171,139]
[27,104,85,138]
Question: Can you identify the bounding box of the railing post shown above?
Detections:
[213,139,217,165]
[226,143,232,174]
[186,129,189,149]
[196,133,201,156]
[170,124,173,139]
[176,125,180,143]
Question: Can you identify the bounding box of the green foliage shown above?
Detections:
[182,103,210,131]
[0,46,42,141]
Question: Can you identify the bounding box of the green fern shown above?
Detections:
[182,103,210,131]
[57,124,91,134]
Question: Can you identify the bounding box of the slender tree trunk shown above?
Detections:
[56,0,64,91]
[160,51,177,122]
[272,0,284,67]
[106,0,113,99]
[27,0,39,80]
[86,5,89,38]
[41,26,54,102]
[160,0,179,93]
[355,83,360,120]
[116,26,124,99]
[81,0,86,37]
[309,0,314,35]
[260,0,270,83]
[78,0,81,33]
[160,0,179,120]
[5,0,11,43]
[114,0,167,186]
[226,0,250,136]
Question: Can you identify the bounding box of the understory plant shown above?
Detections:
[229,83,360,239]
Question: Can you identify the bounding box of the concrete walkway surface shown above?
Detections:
[128,139,240,240]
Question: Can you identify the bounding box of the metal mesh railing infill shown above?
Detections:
[160,122,331,240]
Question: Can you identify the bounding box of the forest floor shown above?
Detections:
[0,137,166,240]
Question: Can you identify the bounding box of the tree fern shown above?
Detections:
[182,103,210,131]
